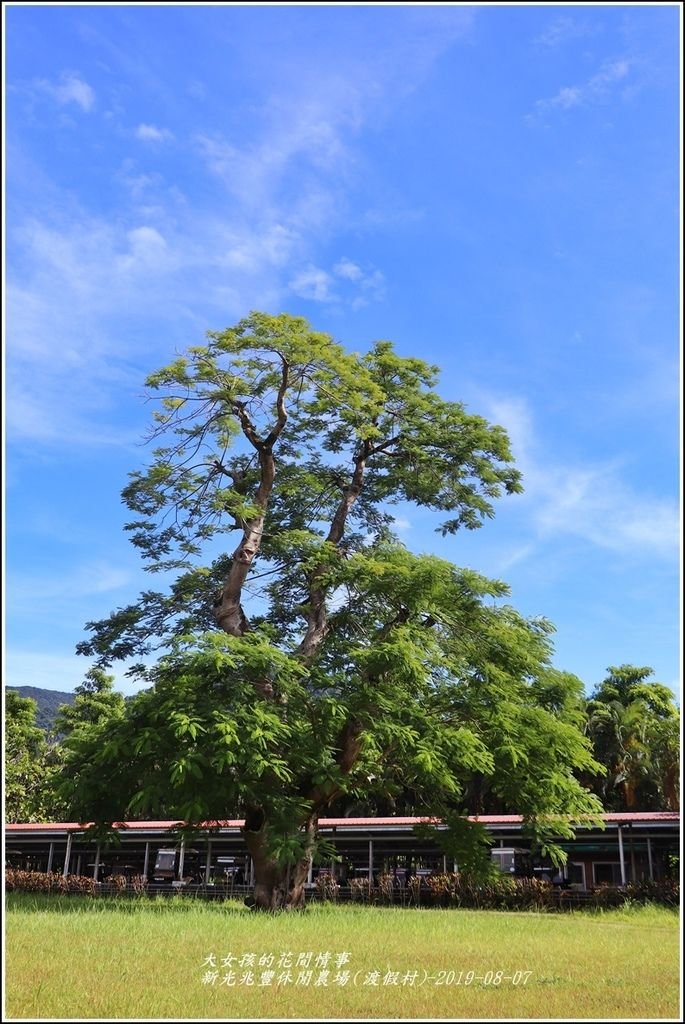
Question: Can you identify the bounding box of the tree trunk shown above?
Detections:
[243,812,317,911]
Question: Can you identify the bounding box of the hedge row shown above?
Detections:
[5,869,148,895]
[6,869,678,909]
[315,871,679,909]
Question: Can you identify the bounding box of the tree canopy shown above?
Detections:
[586,665,679,811]
[60,312,605,908]
[5,691,65,823]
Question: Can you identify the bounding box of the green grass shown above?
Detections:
[4,894,680,1019]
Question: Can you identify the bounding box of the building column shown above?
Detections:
[75,854,82,876]
[368,839,374,885]
[47,842,54,874]
[442,855,448,873]
[142,842,150,880]
[453,860,458,874]
[93,844,101,880]
[617,826,626,886]
[178,839,186,880]
[63,833,73,878]
[205,840,212,884]
[647,836,654,881]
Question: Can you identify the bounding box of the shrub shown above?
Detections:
[314,872,340,902]
[350,877,371,902]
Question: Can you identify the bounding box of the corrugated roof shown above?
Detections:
[5,811,679,833]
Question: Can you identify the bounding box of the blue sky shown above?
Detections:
[5,4,681,701]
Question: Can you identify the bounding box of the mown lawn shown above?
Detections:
[4,894,680,1020]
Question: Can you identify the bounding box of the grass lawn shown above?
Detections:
[4,894,680,1020]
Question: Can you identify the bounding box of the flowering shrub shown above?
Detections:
[106,874,129,891]
[377,873,396,904]
[5,869,96,894]
[349,877,371,902]
[314,872,340,901]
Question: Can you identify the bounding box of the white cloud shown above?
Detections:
[485,397,679,561]
[288,264,334,303]
[136,123,174,143]
[333,257,364,282]
[8,562,133,609]
[37,72,95,112]
[9,14,474,450]
[533,16,595,49]
[117,225,169,273]
[531,58,632,118]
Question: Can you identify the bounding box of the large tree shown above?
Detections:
[61,312,602,908]
[586,665,680,811]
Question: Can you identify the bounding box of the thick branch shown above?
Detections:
[214,359,288,648]
[298,440,370,659]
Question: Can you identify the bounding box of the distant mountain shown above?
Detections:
[6,686,76,732]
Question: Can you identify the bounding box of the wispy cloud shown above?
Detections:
[288,264,334,303]
[9,561,132,605]
[36,71,95,111]
[287,257,386,307]
[485,397,679,561]
[8,10,474,451]
[533,16,597,49]
[530,58,632,118]
[135,123,174,143]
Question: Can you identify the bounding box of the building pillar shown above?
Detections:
[368,839,374,885]
[47,842,54,874]
[142,842,150,880]
[629,824,636,881]
[93,844,101,880]
[617,826,626,886]
[453,860,458,874]
[76,854,82,876]
[63,833,73,878]
[205,840,212,884]
[442,855,448,874]
[647,836,654,881]
[178,839,186,880]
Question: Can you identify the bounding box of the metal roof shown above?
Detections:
[5,811,679,833]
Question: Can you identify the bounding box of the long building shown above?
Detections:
[5,812,679,890]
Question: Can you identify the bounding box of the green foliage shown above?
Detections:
[60,312,606,891]
[5,691,66,823]
[586,665,680,811]
[54,668,126,738]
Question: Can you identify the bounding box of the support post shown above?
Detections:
[142,842,150,880]
[178,839,186,880]
[205,840,212,885]
[368,839,374,885]
[442,855,447,873]
[617,826,626,886]
[93,844,101,880]
[647,836,654,881]
[63,833,73,878]
[47,842,54,874]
